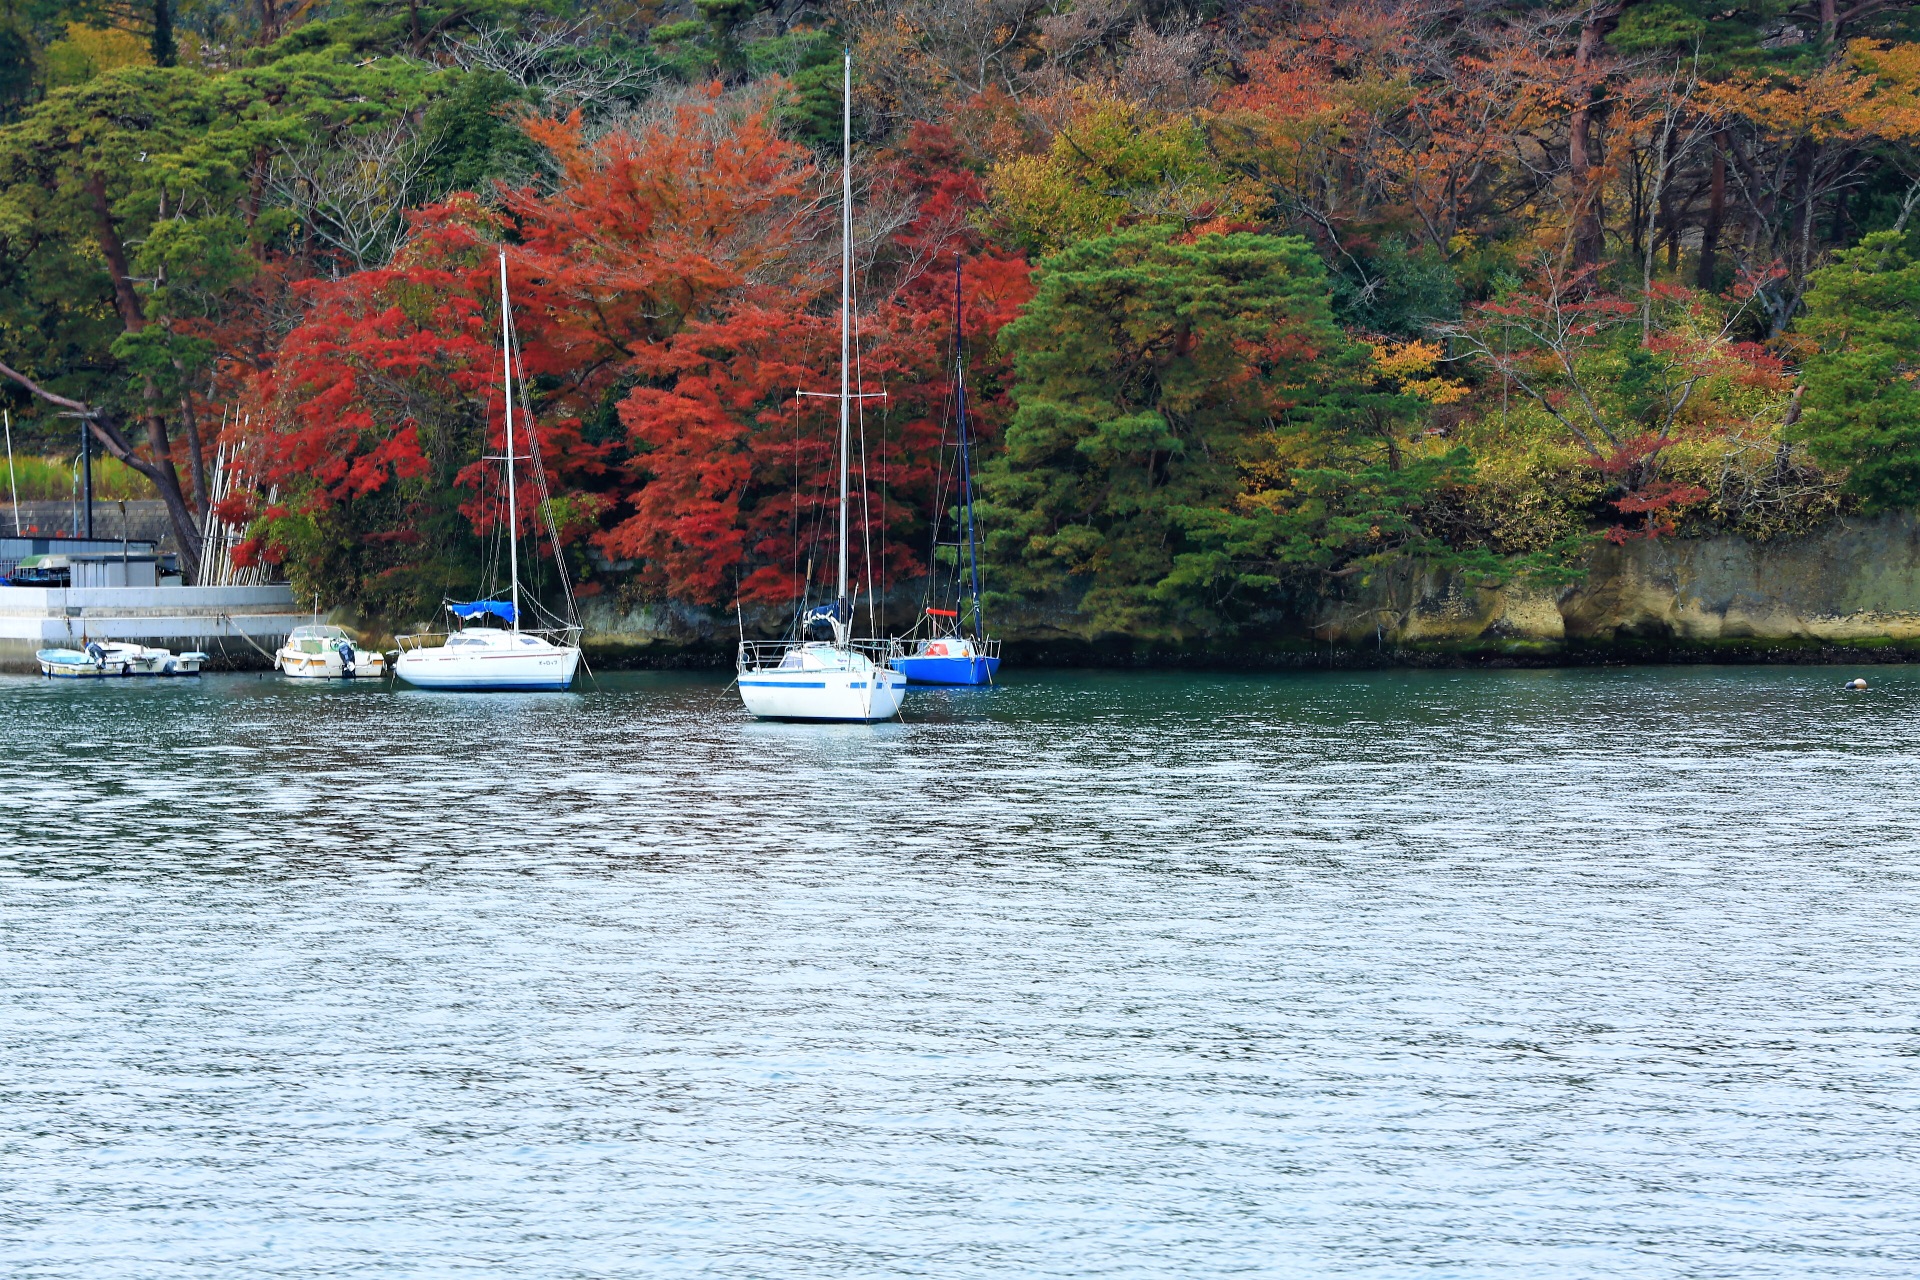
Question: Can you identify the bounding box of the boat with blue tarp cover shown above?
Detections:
[391,255,584,693]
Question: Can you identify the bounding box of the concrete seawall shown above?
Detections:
[0,584,305,672]
[1,500,178,551]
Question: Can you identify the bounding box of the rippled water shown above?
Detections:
[2,666,1917,1278]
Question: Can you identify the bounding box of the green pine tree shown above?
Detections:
[977,226,1389,634]
[1792,231,1920,511]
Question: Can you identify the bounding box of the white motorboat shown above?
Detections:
[735,52,906,723]
[120,644,205,676]
[38,641,206,678]
[275,624,386,679]
[392,252,583,693]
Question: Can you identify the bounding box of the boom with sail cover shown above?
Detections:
[450,601,518,625]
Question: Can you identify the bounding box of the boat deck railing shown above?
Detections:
[906,634,1002,659]
[394,625,583,652]
[738,638,904,672]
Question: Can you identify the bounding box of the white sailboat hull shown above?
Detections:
[738,665,906,722]
[393,643,579,691]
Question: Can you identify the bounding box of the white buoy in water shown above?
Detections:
[1848,678,1868,690]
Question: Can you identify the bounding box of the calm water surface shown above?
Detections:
[1,666,1916,1279]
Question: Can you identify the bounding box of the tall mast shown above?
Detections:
[836,48,851,620]
[499,250,520,633]
[955,259,983,640]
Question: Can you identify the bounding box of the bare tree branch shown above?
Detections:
[447,16,654,111]
[269,119,439,272]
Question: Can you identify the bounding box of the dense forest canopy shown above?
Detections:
[2,0,1919,634]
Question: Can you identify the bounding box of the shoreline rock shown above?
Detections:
[578,513,1920,670]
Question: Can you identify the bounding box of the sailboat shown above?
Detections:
[894,259,1002,686]
[735,51,907,723]
[392,252,583,692]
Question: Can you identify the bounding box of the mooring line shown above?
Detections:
[218,613,280,665]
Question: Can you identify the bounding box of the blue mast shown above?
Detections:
[954,258,984,641]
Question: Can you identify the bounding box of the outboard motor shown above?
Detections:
[84,640,106,668]
[335,638,356,677]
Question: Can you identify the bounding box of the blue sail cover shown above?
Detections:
[451,600,517,625]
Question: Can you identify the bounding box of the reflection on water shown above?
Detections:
[2,667,1917,1278]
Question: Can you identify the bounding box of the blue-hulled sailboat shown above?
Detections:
[895,260,1002,687]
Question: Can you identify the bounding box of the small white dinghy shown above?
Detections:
[275,624,386,679]
[38,641,206,678]
[37,645,130,678]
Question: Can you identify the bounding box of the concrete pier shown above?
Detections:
[0,583,304,671]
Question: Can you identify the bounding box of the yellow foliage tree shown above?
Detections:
[1846,40,1920,144]
[1368,339,1470,406]
[44,24,153,89]
[987,91,1259,258]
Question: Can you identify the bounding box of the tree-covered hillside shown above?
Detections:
[2,0,1918,635]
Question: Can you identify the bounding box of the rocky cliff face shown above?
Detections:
[577,514,1920,667]
[575,596,754,665]
[1315,513,1920,659]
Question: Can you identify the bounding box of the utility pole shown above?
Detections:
[80,417,94,539]
[4,409,18,535]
